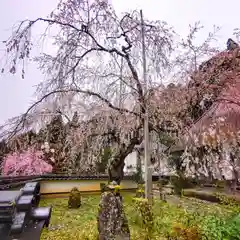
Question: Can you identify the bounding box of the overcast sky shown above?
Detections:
[0,0,239,125]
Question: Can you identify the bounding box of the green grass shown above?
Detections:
[40,193,240,240]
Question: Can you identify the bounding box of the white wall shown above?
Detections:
[124,151,138,173]
[123,150,176,176]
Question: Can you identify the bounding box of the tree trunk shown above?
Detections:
[232,169,239,193]
[108,133,143,184]
[229,152,239,193]
[108,155,125,185]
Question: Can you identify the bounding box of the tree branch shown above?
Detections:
[24,18,126,57]
[7,88,139,140]
[9,17,145,106]
[32,17,144,103]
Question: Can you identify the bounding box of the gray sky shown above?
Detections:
[0,0,239,125]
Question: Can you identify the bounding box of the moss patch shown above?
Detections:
[40,193,239,240]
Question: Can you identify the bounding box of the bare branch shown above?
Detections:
[6,88,139,140]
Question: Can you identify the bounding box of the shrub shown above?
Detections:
[171,223,201,240]
[133,197,154,239]
[135,184,145,198]
[215,193,240,209]
[170,175,192,196]
[100,183,107,193]
[68,187,81,209]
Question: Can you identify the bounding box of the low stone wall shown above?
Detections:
[40,179,138,195]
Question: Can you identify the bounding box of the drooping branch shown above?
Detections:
[7,14,145,99]
[7,17,126,57]
[6,88,139,140]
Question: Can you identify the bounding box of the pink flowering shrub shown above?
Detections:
[1,148,53,176]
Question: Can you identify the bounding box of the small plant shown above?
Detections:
[222,213,240,240]
[170,175,193,196]
[157,181,168,202]
[136,189,145,198]
[215,193,240,210]
[170,176,184,196]
[215,180,225,189]
[133,197,154,239]
[113,184,121,196]
[68,187,81,209]
[201,214,234,240]
[132,165,144,184]
[135,184,145,198]
[171,223,201,240]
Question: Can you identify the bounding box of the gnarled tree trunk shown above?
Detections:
[108,129,143,184]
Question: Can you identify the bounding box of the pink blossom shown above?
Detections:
[1,148,53,176]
